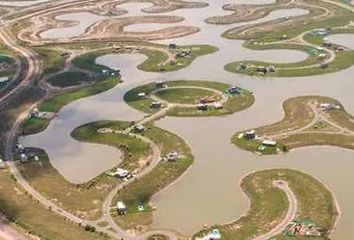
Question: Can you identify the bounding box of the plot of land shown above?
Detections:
[194,169,338,240]
[233,96,354,154]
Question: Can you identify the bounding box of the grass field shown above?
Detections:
[22,76,119,135]
[222,0,354,77]
[225,45,354,77]
[19,120,152,221]
[155,88,217,104]
[124,80,255,117]
[71,121,151,171]
[48,71,92,88]
[113,123,193,231]
[17,149,119,220]
[194,169,337,240]
[72,44,217,73]
[232,96,354,154]
[34,47,67,75]
[137,45,217,72]
[0,168,112,240]
[223,0,354,43]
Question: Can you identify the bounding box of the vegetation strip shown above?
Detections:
[124,80,254,117]
[194,169,338,240]
[232,96,354,155]
[218,0,354,77]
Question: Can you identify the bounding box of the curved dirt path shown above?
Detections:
[0,27,40,109]
[252,180,297,240]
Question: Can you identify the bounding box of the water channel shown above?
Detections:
[22,0,354,238]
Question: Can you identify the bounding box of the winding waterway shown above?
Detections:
[22,0,354,238]
[0,0,52,7]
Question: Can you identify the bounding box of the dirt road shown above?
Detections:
[252,181,297,240]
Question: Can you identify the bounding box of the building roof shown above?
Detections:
[117,201,126,209]
[262,140,277,146]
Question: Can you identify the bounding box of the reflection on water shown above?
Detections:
[325,34,354,50]
[22,0,354,237]
[40,12,107,39]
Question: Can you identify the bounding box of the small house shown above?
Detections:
[20,153,28,162]
[334,46,345,51]
[213,102,223,110]
[137,92,146,99]
[201,229,221,240]
[280,34,288,40]
[116,201,127,215]
[150,101,162,109]
[114,168,130,178]
[197,103,208,111]
[228,86,240,95]
[102,69,109,75]
[320,63,329,69]
[168,43,177,49]
[318,53,327,60]
[29,107,40,118]
[244,130,256,140]
[268,66,276,72]
[156,81,165,88]
[262,140,277,147]
[320,103,340,111]
[256,66,268,74]
[239,63,247,70]
[0,159,5,169]
[166,151,179,161]
[133,125,145,133]
[124,46,134,51]
[15,143,24,151]
[322,41,332,48]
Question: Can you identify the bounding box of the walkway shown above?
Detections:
[252,181,297,240]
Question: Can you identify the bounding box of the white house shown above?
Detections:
[114,168,130,178]
[166,152,179,161]
[213,102,223,109]
[262,140,277,147]
[0,159,5,169]
[116,201,127,215]
[138,92,146,98]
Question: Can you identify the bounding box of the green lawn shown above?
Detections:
[124,80,254,117]
[137,45,218,72]
[232,136,281,155]
[40,76,118,113]
[72,44,217,73]
[71,121,150,170]
[225,47,354,77]
[223,0,354,43]
[113,123,193,230]
[34,47,67,75]
[222,0,354,77]
[232,96,354,154]
[48,71,91,88]
[155,87,217,104]
[22,76,119,135]
[194,169,337,240]
[0,168,113,240]
[17,149,118,220]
